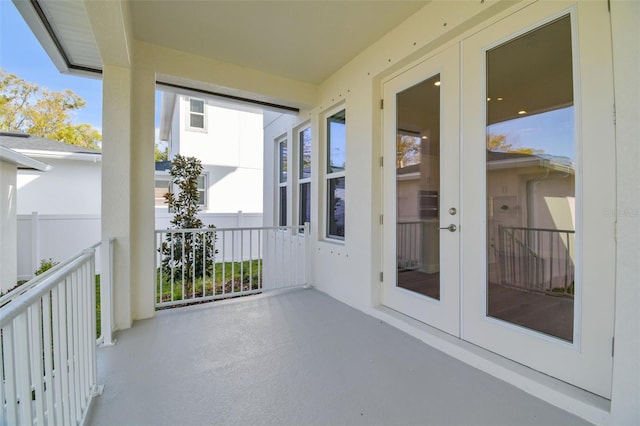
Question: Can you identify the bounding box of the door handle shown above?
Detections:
[439,224,457,232]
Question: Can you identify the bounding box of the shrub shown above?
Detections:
[35,258,59,276]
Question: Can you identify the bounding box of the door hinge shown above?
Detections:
[379,156,384,167]
[379,214,384,225]
[613,103,616,125]
[380,99,384,110]
[379,272,384,282]
[612,337,615,357]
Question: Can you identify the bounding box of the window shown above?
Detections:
[187,98,206,131]
[298,127,312,228]
[325,109,346,239]
[196,174,207,207]
[154,175,171,207]
[154,173,207,208]
[277,138,288,226]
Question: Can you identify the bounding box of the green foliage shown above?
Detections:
[487,133,538,155]
[155,144,168,162]
[35,258,59,276]
[0,69,101,150]
[160,155,216,285]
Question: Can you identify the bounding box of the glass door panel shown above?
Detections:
[461,1,615,398]
[397,74,441,300]
[485,15,575,342]
[382,44,460,336]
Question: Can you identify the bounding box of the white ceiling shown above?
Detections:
[20,0,429,86]
[129,1,429,84]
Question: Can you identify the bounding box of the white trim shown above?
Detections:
[185,97,207,132]
[295,124,312,229]
[321,105,346,242]
[0,147,51,171]
[12,149,101,162]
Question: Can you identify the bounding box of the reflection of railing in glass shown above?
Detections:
[496,225,574,296]
[397,221,421,271]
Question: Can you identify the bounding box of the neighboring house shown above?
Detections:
[156,93,264,219]
[0,131,102,215]
[0,132,102,280]
[11,1,638,424]
[0,145,49,292]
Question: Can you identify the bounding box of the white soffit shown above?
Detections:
[38,0,102,70]
[18,0,430,86]
[16,0,103,73]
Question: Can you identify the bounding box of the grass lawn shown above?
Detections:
[157,259,262,304]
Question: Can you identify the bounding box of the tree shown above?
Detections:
[487,132,536,155]
[0,69,101,149]
[396,134,421,168]
[155,144,169,162]
[160,155,215,285]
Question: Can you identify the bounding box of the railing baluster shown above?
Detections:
[15,313,32,425]
[29,299,46,424]
[3,325,18,426]
[42,291,55,424]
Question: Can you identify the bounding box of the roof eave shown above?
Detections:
[0,146,51,171]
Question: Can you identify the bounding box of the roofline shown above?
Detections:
[487,157,574,174]
[159,92,177,142]
[12,149,102,163]
[0,146,51,171]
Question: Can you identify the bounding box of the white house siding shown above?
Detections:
[167,95,264,214]
[262,1,639,423]
[17,157,101,215]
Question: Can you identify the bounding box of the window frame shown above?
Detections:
[186,97,207,132]
[323,107,346,241]
[196,173,208,208]
[154,173,171,209]
[276,136,288,227]
[297,125,312,232]
[154,171,207,210]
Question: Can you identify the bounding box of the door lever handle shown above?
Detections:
[439,224,457,232]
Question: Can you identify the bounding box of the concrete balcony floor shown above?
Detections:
[87,288,589,426]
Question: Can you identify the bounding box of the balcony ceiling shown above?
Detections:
[19,0,430,85]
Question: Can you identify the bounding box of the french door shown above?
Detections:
[382,44,460,337]
[383,1,615,398]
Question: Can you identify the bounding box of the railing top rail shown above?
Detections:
[155,225,306,234]
[0,249,95,326]
[499,225,575,234]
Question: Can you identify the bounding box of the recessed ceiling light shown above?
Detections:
[421,136,428,140]
[434,81,441,86]
[518,110,527,115]
[497,97,503,101]
[487,97,491,101]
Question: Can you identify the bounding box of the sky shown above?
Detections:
[0,1,161,134]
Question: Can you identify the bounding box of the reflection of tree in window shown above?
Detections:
[397,134,422,168]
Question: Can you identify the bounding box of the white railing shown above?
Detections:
[155,224,310,309]
[397,221,422,271]
[0,242,106,426]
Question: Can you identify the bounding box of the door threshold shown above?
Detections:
[369,304,610,425]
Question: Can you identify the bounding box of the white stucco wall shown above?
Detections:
[261,1,638,423]
[17,157,101,215]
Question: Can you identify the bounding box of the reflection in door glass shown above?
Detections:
[396,74,441,300]
[486,15,575,341]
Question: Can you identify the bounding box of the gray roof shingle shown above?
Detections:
[0,131,101,155]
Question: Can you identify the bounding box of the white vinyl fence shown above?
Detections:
[17,211,262,281]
